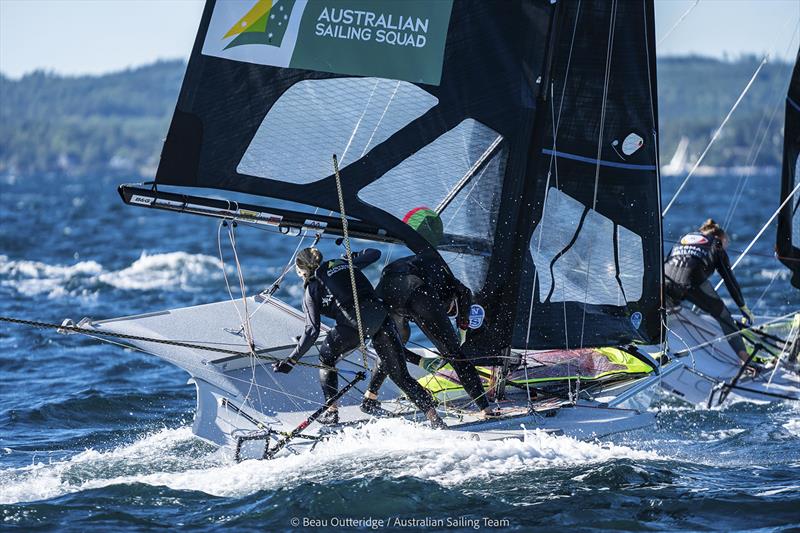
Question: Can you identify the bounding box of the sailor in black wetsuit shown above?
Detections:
[361,251,497,419]
[664,219,754,364]
[273,247,444,428]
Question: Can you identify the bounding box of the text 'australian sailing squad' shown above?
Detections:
[315,7,431,47]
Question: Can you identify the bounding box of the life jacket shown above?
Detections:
[664,232,720,288]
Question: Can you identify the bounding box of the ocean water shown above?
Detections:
[1,172,799,531]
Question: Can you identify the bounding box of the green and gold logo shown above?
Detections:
[223,0,297,49]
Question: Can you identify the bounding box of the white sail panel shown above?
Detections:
[238,77,438,183]
[359,118,506,290]
[530,188,644,306]
[617,225,644,302]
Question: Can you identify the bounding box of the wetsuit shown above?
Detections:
[282,249,436,412]
[664,232,748,355]
[367,253,489,411]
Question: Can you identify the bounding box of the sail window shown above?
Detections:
[358,119,506,291]
[530,188,643,306]
[237,77,438,183]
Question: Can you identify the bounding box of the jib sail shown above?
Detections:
[511,0,663,349]
[777,50,800,289]
[122,0,663,358]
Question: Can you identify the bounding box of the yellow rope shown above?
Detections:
[332,154,369,369]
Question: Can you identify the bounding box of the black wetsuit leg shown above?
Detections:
[318,325,360,403]
[684,280,747,355]
[366,314,420,396]
[370,318,436,412]
[405,288,489,410]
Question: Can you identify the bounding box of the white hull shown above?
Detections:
[78,296,671,459]
[662,306,799,406]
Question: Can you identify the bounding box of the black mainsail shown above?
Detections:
[120,0,663,358]
[777,49,800,289]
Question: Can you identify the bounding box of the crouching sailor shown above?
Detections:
[273,247,445,428]
[665,219,754,367]
[361,251,498,419]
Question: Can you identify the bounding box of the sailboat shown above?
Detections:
[58,0,680,459]
[661,136,689,177]
[661,51,800,407]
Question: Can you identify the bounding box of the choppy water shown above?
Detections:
[1,172,799,531]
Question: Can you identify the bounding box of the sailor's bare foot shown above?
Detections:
[425,407,446,429]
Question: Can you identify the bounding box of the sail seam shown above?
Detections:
[541,148,656,170]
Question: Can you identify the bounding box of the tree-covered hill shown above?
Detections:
[0,55,794,177]
[0,60,184,176]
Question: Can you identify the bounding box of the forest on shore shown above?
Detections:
[0,55,793,177]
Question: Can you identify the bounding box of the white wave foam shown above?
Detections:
[97,252,224,291]
[0,420,657,504]
[0,252,226,297]
[784,418,800,437]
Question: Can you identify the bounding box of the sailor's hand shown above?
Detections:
[273,359,295,374]
[739,305,754,327]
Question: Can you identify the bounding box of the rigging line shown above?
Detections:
[524,82,560,383]
[657,0,700,46]
[547,1,582,350]
[242,229,316,326]
[752,268,782,314]
[360,79,400,158]
[715,181,800,289]
[217,221,249,342]
[724,22,800,229]
[722,96,781,230]
[332,154,369,370]
[767,316,799,386]
[228,223,255,350]
[580,0,617,348]
[340,78,380,163]
[663,55,769,216]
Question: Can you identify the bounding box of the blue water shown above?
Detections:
[1,171,799,531]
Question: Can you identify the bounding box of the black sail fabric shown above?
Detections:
[777,50,800,289]
[510,0,663,349]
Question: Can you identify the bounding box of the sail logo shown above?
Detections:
[680,234,708,245]
[203,0,453,85]
[222,0,297,50]
[630,311,642,330]
[468,304,485,329]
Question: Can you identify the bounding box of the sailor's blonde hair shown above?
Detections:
[295,247,322,280]
[699,219,726,240]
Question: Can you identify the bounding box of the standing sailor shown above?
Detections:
[664,219,754,365]
[361,251,497,419]
[273,247,445,428]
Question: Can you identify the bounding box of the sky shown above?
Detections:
[0,0,798,79]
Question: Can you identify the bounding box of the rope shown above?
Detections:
[715,181,800,289]
[332,154,369,369]
[657,0,699,46]
[663,55,768,216]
